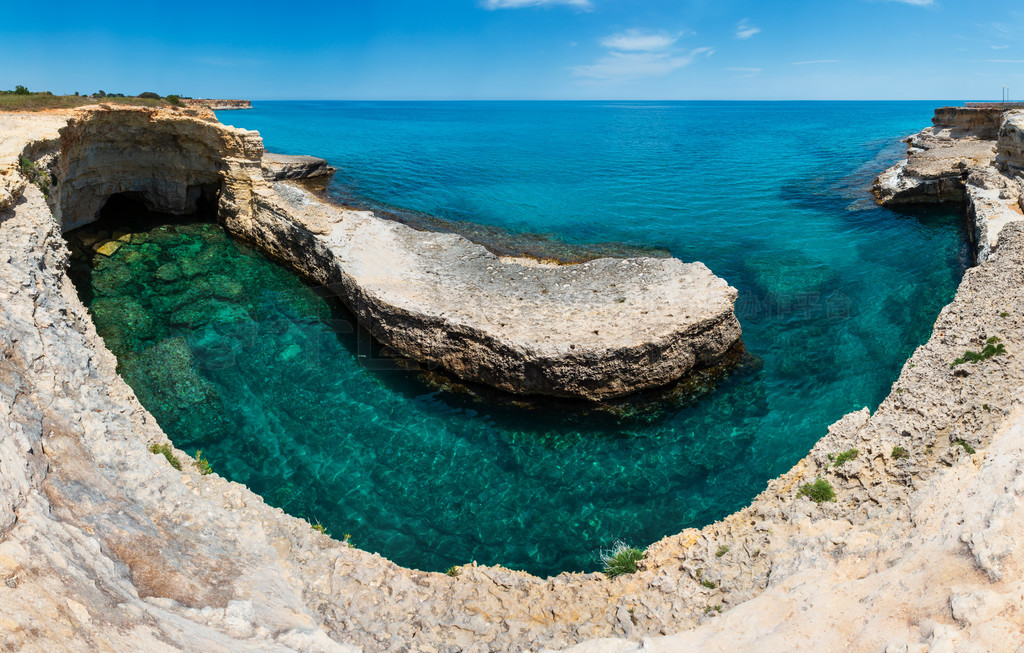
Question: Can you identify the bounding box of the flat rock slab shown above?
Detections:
[243,183,742,400]
[261,152,336,181]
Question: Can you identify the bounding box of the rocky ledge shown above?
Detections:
[180,98,253,111]
[5,105,1024,651]
[873,104,1024,260]
[31,105,742,400]
[261,152,336,182]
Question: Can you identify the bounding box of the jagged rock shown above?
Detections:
[261,152,336,181]
[5,104,1024,652]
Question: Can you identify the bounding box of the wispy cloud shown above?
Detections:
[985,59,1024,63]
[573,29,713,80]
[885,0,934,5]
[789,59,839,65]
[735,20,761,40]
[481,0,591,9]
[992,45,1011,50]
[726,66,762,78]
[601,30,681,51]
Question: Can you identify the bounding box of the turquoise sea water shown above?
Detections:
[71,102,965,577]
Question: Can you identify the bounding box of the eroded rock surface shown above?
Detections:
[261,153,336,181]
[4,105,1024,651]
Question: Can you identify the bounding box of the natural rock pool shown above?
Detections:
[63,102,969,578]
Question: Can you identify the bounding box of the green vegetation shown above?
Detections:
[193,449,213,475]
[148,442,182,471]
[1001,311,1010,318]
[954,439,976,455]
[445,565,461,577]
[798,477,836,504]
[601,541,644,578]
[830,448,859,467]
[715,545,730,558]
[951,336,1006,368]
[891,445,909,460]
[0,86,191,112]
[701,578,718,589]
[311,521,330,536]
[19,156,51,198]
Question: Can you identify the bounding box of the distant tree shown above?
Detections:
[74,91,79,96]
[96,90,106,98]
[165,94,183,106]
[137,92,161,100]
[13,85,30,95]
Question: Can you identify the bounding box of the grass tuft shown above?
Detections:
[951,337,1006,368]
[445,565,461,577]
[891,445,910,460]
[601,541,644,578]
[798,477,836,504]
[149,442,182,471]
[831,448,859,467]
[954,439,976,455]
[193,450,213,475]
[715,545,730,558]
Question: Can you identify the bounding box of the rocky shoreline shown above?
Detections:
[1,104,1024,651]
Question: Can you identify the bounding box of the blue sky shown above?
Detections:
[2,0,1022,100]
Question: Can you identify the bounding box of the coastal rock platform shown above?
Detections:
[4,105,1024,651]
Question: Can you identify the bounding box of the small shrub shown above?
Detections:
[983,403,990,412]
[19,156,51,197]
[137,91,161,100]
[954,439,976,455]
[311,521,330,536]
[1001,312,1010,318]
[149,442,182,471]
[445,565,461,577]
[832,448,859,467]
[701,578,718,589]
[601,541,644,578]
[13,85,30,95]
[799,478,836,504]
[715,545,730,558]
[951,337,1006,368]
[165,94,183,106]
[193,449,212,475]
[891,446,909,460]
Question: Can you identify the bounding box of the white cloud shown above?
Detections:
[735,20,761,40]
[573,47,714,80]
[789,59,839,65]
[481,0,591,9]
[601,30,681,51]
[885,0,933,5]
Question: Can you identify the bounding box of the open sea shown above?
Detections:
[72,101,966,577]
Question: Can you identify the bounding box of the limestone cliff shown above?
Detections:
[3,105,1024,652]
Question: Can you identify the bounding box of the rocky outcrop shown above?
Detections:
[6,104,1024,651]
[874,107,1024,261]
[43,106,741,401]
[261,152,336,181]
[181,99,252,111]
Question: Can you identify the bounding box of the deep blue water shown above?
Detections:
[81,102,967,577]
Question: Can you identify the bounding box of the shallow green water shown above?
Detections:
[67,102,967,578]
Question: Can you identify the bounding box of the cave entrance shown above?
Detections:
[97,185,220,226]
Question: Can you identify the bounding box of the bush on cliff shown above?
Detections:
[798,478,836,504]
[138,92,161,100]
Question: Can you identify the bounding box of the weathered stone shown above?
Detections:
[261,152,336,181]
[5,104,1024,652]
